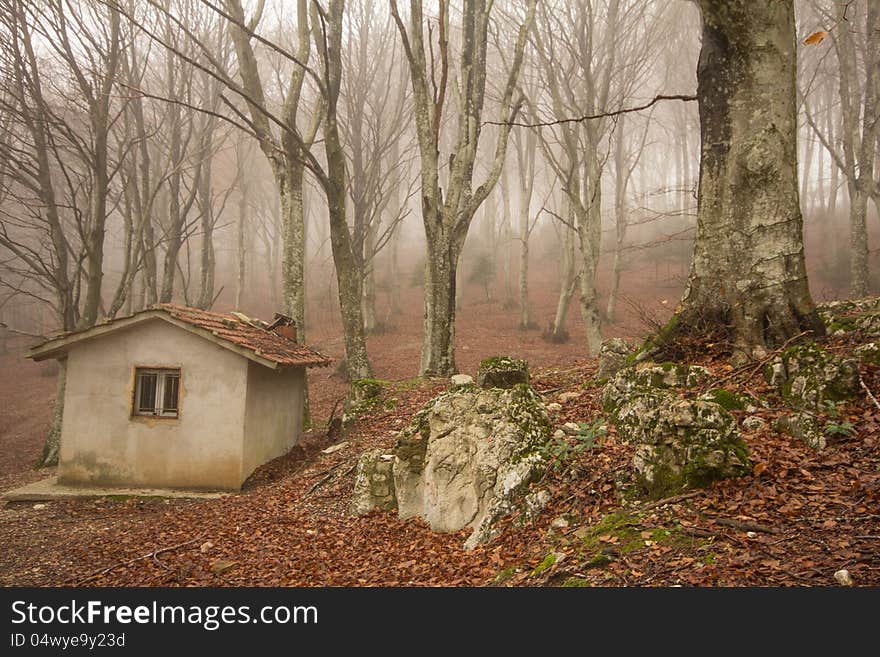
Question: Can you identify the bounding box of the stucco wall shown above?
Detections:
[58,318,248,490]
[241,363,304,484]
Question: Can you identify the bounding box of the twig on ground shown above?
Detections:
[859,376,880,411]
[638,491,703,513]
[706,517,782,534]
[73,538,201,585]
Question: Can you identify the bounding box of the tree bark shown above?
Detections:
[678,0,823,362]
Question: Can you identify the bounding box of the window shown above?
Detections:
[133,368,180,418]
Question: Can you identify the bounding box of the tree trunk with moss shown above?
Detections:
[676,0,823,362]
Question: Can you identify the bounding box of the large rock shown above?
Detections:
[601,363,749,497]
[352,383,551,549]
[854,342,880,366]
[601,361,711,416]
[614,392,750,497]
[764,342,859,411]
[596,338,633,380]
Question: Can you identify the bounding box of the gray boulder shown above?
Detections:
[353,383,552,549]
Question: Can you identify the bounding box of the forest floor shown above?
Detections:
[1,274,878,587]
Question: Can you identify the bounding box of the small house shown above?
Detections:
[28,304,331,491]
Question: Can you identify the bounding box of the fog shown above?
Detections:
[1,0,876,370]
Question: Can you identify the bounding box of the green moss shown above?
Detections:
[351,378,387,400]
[533,552,558,575]
[584,553,613,568]
[494,567,516,584]
[704,388,746,411]
[561,577,591,587]
[701,552,717,565]
[576,512,644,555]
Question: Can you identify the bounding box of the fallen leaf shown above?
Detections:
[804,30,828,46]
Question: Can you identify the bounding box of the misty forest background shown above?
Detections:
[0,0,877,390]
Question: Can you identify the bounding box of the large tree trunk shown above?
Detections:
[678,0,823,362]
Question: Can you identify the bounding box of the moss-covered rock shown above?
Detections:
[350,378,385,403]
[700,388,748,411]
[601,361,711,415]
[854,342,880,366]
[613,392,750,498]
[476,356,530,389]
[765,342,859,411]
[775,413,825,451]
[818,297,880,335]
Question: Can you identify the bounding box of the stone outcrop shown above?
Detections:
[596,338,633,380]
[817,297,880,335]
[601,361,711,416]
[602,363,750,497]
[352,373,551,549]
[764,342,859,411]
[854,342,880,366]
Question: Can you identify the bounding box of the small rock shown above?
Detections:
[834,569,853,586]
[552,429,565,440]
[200,541,213,553]
[210,560,238,575]
[775,413,826,451]
[746,531,757,539]
[742,416,766,432]
[597,338,632,379]
[32,503,47,510]
[558,391,580,404]
[321,441,349,455]
[546,402,563,412]
[551,516,570,529]
[451,374,474,387]
[476,356,529,389]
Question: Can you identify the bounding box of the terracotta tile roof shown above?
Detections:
[153,304,332,368]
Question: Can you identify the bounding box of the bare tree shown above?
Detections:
[390,0,537,376]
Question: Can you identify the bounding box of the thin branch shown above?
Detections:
[485,93,697,128]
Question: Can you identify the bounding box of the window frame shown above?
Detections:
[132,366,181,419]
